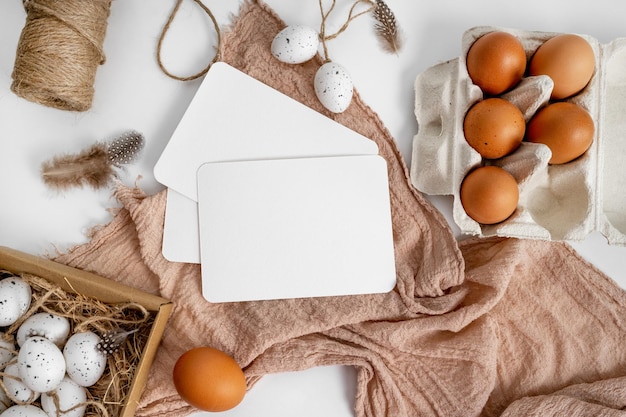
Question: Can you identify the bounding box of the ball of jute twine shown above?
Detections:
[11,0,112,112]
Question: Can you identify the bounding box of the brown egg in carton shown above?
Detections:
[410,25,626,245]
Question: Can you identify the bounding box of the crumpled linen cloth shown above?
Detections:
[53,1,626,416]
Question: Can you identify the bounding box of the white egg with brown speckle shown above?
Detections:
[63,331,107,387]
[3,362,40,403]
[271,25,320,64]
[0,405,48,417]
[41,376,87,417]
[17,313,71,348]
[0,277,32,326]
[17,336,66,393]
[314,61,353,113]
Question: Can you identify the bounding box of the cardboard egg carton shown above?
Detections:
[410,25,626,245]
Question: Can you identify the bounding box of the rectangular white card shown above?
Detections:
[157,62,379,264]
[154,62,379,202]
[197,155,396,302]
[162,189,200,263]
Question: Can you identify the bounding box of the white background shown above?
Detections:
[0,1,624,416]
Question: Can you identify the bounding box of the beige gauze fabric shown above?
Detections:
[53,1,626,416]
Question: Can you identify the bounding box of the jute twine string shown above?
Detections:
[156,0,373,79]
[318,0,375,62]
[11,0,112,112]
[157,0,222,81]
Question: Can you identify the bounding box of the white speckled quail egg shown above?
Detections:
[271,25,320,64]
[41,376,87,417]
[0,333,15,370]
[17,313,71,348]
[3,362,40,403]
[314,61,354,113]
[0,277,32,327]
[0,405,48,417]
[17,336,66,393]
[63,331,107,387]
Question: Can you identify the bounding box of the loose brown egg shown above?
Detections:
[526,101,594,164]
[463,98,525,159]
[529,34,595,100]
[466,31,527,95]
[460,166,519,225]
[173,346,247,412]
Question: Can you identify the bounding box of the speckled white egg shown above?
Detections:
[3,362,40,403]
[0,277,32,327]
[63,331,107,387]
[17,336,66,393]
[0,405,48,417]
[271,25,320,64]
[41,376,87,417]
[17,313,71,348]
[0,333,15,371]
[0,386,11,413]
[314,61,354,113]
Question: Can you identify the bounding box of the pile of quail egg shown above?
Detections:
[0,274,111,417]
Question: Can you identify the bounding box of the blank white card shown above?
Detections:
[154,62,380,264]
[197,155,396,302]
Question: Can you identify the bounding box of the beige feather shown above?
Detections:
[41,131,144,191]
[372,0,403,54]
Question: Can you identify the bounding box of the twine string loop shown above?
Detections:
[156,0,222,81]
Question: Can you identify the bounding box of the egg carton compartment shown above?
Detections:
[410,26,626,245]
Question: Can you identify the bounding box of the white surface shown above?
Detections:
[197,155,396,302]
[0,1,624,416]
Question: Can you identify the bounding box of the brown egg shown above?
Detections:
[466,31,527,95]
[460,166,519,225]
[529,34,595,99]
[526,102,594,164]
[463,98,525,159]
[173,346,247,412]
